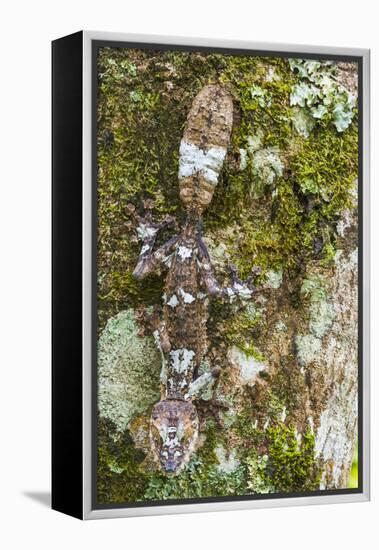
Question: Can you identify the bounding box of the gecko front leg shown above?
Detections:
[129,202,179,280]
[185,367,221,399]
[186,367,229,428]
[134,234,179,280]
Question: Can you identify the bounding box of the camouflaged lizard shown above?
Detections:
[131,84,263,474]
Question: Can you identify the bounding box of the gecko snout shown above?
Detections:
[164,459,177,473]
[150,399,199,474]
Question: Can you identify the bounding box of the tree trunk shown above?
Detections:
[96,49,359,502]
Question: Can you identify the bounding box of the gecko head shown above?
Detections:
[150,400,199,474]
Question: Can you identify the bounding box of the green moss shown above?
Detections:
[233,410,321,494]
[143,459,247,501]
[231,58,295,149]
[143,421,247,500]
[291,123,358,215]
[246,452,275,494]
[218,118,357,281]
[98,416,249,504]
[263,424,321,492]
[223,308,265,359]
[97,419,149,504]
[348,443,358,489]
[98,48,357,319]
[233,399,263,443]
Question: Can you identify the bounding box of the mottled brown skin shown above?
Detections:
[150,400,199,473]
[163,222,209,399]
[179,84,234,214]
[132,84,262,473]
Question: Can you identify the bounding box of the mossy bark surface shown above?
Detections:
[96,48,359,503]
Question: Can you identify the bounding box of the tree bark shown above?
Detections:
[96,49,359,501]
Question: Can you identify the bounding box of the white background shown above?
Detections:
[0,1,377,548]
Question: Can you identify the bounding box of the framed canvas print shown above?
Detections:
[52,31,370,519]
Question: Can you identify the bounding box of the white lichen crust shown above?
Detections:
[98,309,161,435]
[228,346,267,385]
[178,141,227,186]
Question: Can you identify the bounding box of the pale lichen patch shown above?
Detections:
[239,148,248,170]
[266,268,283,289]
[246,131,264,153]
[178,140,227,185]
[292,107,316,138]
[289,58,357,133]
[98,309,161,435]
[250,147,284,198]
[215,445,240,474]
[228,346,267,385]
[296,274,335,366]
[295,333,322,366]
[301,275,334,339]
[233,282,252,301]
[246,454,273,494]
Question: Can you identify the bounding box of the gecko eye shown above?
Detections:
[174,450,182,458]
[161,451,169,459]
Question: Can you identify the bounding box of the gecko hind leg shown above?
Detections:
[196,396,230,429]
[198,235,269,301]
